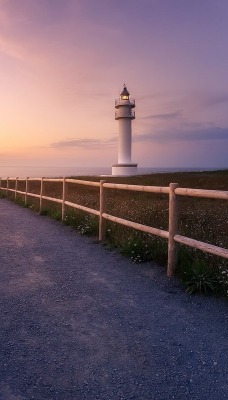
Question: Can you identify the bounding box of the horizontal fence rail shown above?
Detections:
[175,187,228,200]
[0,177,227,276]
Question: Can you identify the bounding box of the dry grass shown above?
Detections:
[2,170,228,247]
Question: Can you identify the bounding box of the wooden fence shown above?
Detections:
[0,176,228,276]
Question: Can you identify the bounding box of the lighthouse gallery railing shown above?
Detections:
[0,177,228,276]
[115,110,135,119]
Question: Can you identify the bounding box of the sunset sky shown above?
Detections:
[1,0,228,173]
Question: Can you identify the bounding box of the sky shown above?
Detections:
[0,0,228,174]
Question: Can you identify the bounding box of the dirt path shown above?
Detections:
[0,198,227,400]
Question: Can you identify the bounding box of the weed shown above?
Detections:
[121,235,154,263]
[40,209,49,216]
[48,210,62,221]
[216,263,228,296]
[64,211,98,236]
[181,260,219,295]
[15,197,26,207]
[77,215,98,235]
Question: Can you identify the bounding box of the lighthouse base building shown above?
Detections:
[112,85,138,176]
[112,163,138,176]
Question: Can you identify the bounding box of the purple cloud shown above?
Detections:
[204,93,228,107]
[140,111,183,120]
[51,136,117,149]
[134,126,228,143]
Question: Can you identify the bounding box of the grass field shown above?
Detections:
[1,169,228,296]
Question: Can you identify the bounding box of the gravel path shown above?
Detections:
[0,198,227,400]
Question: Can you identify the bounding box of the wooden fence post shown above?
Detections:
[40,177,44,213]
[167,182,179,277]
[7,177,9,197]
[62,177,66,222]
[25,177,29,206]
[15,177,18,200]
[99,180,107,241]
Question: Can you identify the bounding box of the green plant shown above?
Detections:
[182,260,219,294]
[77,214,98,235]
[39,209,49,216]
[217,263,228,296]
[15,197,26,207]
[120,235,154,263]
[64,212,98,236]
[49,210,62,221]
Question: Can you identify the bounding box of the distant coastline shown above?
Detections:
[0,165,227,178]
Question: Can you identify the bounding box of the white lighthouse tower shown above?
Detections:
[112,85,138,176]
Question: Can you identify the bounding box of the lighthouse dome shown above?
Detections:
[120,85,130,100]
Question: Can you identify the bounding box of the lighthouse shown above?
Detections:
[112,85,138,176]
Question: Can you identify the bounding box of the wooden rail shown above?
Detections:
[0,176,227,276]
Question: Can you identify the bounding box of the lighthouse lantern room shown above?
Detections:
[112,85,138,176]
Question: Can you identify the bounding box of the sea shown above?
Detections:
[0,166,224,178]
